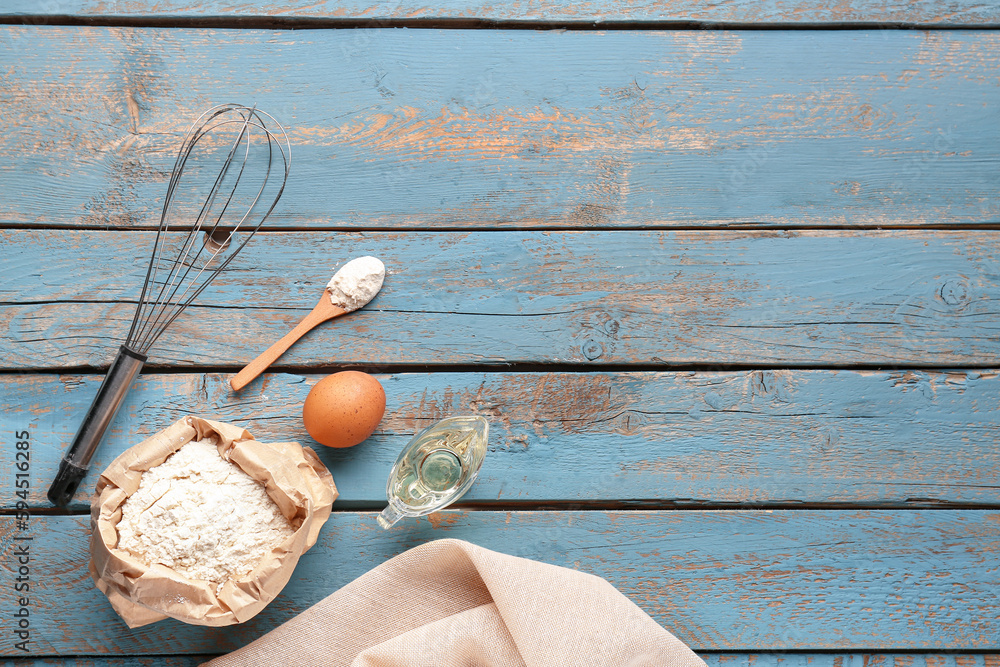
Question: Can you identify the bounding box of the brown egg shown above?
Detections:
[302,371,386,448]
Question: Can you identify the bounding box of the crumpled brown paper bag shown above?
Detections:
[203,538,706,667]
[89,416,337,628]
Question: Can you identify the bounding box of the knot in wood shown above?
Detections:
[940,278,970,307]
[582,340,604,360]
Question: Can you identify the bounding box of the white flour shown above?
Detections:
[327,256,385,310]
[116,437,294,590]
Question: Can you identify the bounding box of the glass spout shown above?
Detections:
[377,503,406,529]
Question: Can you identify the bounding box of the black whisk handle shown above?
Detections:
[47,345,147,507]
[48,459,88,509]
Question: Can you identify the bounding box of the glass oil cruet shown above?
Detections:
[378,416,489,529]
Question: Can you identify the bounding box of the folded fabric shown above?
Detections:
[204,538,705,667]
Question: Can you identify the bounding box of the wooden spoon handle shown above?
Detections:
[230,293,348,392]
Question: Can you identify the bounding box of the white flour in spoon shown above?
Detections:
[116,437,294,590]
[327,256,385,311]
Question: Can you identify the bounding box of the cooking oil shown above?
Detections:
[378,416,489,529]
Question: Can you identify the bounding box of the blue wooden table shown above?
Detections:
[1,2,998,664]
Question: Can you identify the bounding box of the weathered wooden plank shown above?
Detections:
[2,230,998,369]
[3,370,999,511]
[1,28,998,229]
[2,0,999,25]
[704,658,1000,667]
[1,510,997,655]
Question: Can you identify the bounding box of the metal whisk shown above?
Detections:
[48,104,291,506]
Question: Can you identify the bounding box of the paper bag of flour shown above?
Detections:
[89,416,337,628]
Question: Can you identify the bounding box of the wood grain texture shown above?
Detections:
[2,230,998,369]
[0,2,995,663]
[1,510,997,655]
[3,370,999,511]
[2,0,999,25]
[704,658,1000,667]
[1,28,998,229]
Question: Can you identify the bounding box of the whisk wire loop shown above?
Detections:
[131,110,255,352]
[124,105,240,347]
[125,104,290,355]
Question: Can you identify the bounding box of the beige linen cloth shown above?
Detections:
[205,538,704,667]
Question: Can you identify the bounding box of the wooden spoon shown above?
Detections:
[231,256,385,392]
[230,291,348,391]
